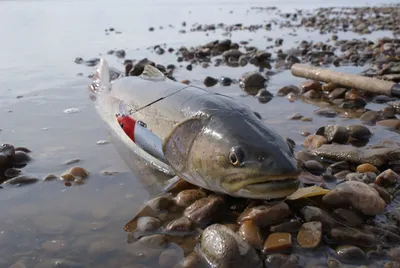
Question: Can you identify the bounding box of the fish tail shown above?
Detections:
[89,58,111,96]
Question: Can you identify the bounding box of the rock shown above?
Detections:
[301,206,338,230]
[304,135,328,149]
[200,224,263,268]
[329,227,377,246]
[311,141,400,167]
[263,254,300,268]
[327,161,349,175]
[237,202,291,228]
[322,181,385,216]
[331,208,364,227]
[336,245,367,263]
[5,175,39,185]
[203,76,218,87]
[389,247,400,262]
[328,88,347,99]
[269,219,303,233]
[136,216,162,232]
[356,163,379,173]
[239,71,267,94]
[219,77,233,86]
[346,125,372,140]
[138,234,169,248]
[301,80,322,92]
[180,252,205,268]
[183,195,224,226]
[296,221,322,249]
[322,83,338,91]
[263,233,292,252]
[314,108,337,118]
[175,189,207,207]
[238,221,264,249]
[375,169,400,187]
[303,90,320,99]
[345,172,376,184]
[324,125,349,144]
[304,160,325,174]
[277,85,300,96]
[256,89,273,103]
[359,111,381,124]
[165,217,194,234]
[377,119,400,130]
[12,151,31,165]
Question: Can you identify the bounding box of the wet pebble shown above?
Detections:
[331,208,364,227]
[137,216,162,232]
[314,108,337,117]
[203,76,218,87]
[183,195,224,226]
[263,233,292,252]
[301,80,322,92]
[63,108,80,114]
[277,85,300,96]
[322,181,385,216]
[239,71,267,94]
[270,219,303,233]
[346,124,372,140]
[303,134,327,149]
[296,221,322,249]
[377,119,400,130]
[4,168,21,178]
[359,111,381,124]
[324,125,349,144]
[327,161,349,175]
[237,202,291,228]
[239,220,264,249]
[336,245,367,263]
[64,159,80,165]
[200,224,263,268]
[301,206,337,230]
[165,216,194,234]
[68,166,89,179]
[175,189,207,207]
[356,163,379,174]
[329,227,376,246]
[345,172,376,184]
[304,160,325,174]
[4,175,39,185]
[12,151,31,165]
[375,169,400,187]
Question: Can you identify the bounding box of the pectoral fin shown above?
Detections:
[162,117,207,173]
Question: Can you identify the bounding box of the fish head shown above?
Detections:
[162,113,300,200]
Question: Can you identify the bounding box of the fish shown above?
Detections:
[88,58,300,199]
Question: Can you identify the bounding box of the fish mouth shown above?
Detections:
[221,172,300,199]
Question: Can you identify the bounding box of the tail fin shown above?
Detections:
[89,58,111,95]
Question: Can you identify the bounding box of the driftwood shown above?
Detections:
[290,63,400,97]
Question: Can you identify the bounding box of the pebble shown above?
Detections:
[277,85,300,96]
[336,245,367,263]
[296,221,322,249]
[314,108,337,117]
[345,172,377,184]
[328,88,347,99]
[203,76,218,87]
[356,163,379,173]
[68,166,89,179]
[43,174,58,181]
[270,219,303,233]
[331,208,364,227]
[4,168,21,178]
[324,125,349,144]
[175,189,207,207]
[346,124,372,140]
[239,220,264,249]
[303,89,320,99]
[137,216,162,232]
[200,224,263,268]
[237,202,291,228]
[327,161,349,175]
[375,169,400,187]
[301,80,322,92]
[301,206,338,230]
[165,216,194,233]
[263,233,292,252]
[377,119,400,130]
[359,111,380,124]
[329,227,377,246]
[322,181,385,216]
[304,160,325,174]
[96,140,109,145]
[5,175,39,185]
[303,134,327,149]
[183,195,224,226]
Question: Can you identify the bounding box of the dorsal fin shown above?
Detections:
[141,65,165,81]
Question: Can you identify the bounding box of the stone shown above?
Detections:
[296,221,322,249]
[263,233,292,252]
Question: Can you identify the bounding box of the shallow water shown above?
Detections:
[0,0,399,267]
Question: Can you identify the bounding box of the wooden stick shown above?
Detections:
[290,63,400,97]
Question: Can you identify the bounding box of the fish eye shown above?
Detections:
[119,122,124,128]
[229,146,244,167]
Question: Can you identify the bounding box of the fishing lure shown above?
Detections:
[116,103,166,162]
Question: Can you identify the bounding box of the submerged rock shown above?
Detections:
[200,224,263,268]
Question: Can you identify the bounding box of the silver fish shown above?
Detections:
[88,59,300,199]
